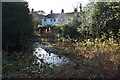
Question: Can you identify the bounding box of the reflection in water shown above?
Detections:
[33,42,69,70]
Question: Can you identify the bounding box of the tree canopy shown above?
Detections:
[2,2,34,52]
[72,2,120,40]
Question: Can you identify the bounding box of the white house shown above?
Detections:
[32,4,83,25]
[41,9,76,25]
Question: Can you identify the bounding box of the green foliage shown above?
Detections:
[41,33,56,39]
[2,2,34,52]
[35,2,120,42]
[32,13,39,28]
[68,2,120,40]
[62,24,80,39]
[38,25,63,38]
[87,2,120,39]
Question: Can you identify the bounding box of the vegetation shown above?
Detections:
[2,2,35,53]
[36,2,120,78]
[2,1,120,79]
[2,2,36,78]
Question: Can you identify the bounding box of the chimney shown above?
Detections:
[61,9,64,13]
[79,3,82,12]
[50,10,53,14]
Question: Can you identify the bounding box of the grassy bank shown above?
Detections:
[54,38,120,78]
[2,35,119,78]
[2,40,36,78]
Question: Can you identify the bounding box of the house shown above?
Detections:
[32,4,83,33]
[42,3,83,25]
[42,9,76,25]
[32,3,83,25]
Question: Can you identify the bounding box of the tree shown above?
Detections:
[37,10,45,15]
[90,2,120,39]
[2,2,34,52]
[78,2,120,40]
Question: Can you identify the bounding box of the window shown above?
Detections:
[44,19,46,21]
[51,19,52,22]
[54,19,56,22]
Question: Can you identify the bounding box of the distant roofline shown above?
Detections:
[43,12,75,16]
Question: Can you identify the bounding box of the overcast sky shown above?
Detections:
[25,0,89,14]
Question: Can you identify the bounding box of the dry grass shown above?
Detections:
[2,38,119,78]
[55,38,120,78]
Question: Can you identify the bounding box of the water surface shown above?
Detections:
[33,42,69,69]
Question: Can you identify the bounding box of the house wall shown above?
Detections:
[42,18,71,25]
[42,13,74,25]
[42,18,57,25]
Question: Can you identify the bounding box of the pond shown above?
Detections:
[32,42,69,72]
[21,42,100,78]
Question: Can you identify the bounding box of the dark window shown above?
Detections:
[44,19,46,21]
[54,19,56,22]
[51,19,52,21]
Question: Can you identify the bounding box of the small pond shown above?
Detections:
[32,42,69,72]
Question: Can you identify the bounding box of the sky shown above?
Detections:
[25,0,89,14]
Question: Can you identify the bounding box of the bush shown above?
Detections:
[41,33,57,39]
[61,24,80,39]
